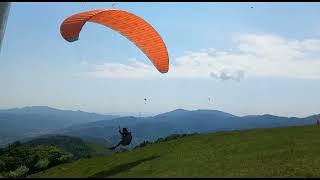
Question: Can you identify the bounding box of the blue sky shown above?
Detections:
[0,2,320,117]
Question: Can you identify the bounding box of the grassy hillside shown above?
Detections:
[24,135,113,159]
[60,109,319,148]
[30,125,320,178]
[0,135,114,177]
[84,141,113,157]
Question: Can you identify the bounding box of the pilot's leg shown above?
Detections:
[110,141,122,150]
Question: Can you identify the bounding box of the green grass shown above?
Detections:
[30,125,320,178]
[85,141,113,157]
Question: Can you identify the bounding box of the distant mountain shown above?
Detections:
[154,109,236,119]
[62,121,178,148]
[59,109,320,147]
[61,116,145,132]
[2,106,320,148]
[152,109,238,132]
[0,106,117,124]
[0,106,66,114]
[0,106,118,146]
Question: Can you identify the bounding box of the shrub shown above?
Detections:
[6,166,29,178]
[58,153,73,163]
[34,158,50,171]
[0,160,5,175]
[135,133,198,149]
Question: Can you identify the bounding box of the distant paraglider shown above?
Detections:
[144,98,148,104]
[60,9,169,73]
[206,96,216,110]
[207,97,213,104]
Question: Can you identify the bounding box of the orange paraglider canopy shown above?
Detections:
[60,9,169,73]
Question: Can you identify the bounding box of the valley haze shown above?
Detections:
[0,106,319,148]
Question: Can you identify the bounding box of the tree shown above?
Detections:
[34,158,49,171]
[6,166,29,178]
[0,159,5,172]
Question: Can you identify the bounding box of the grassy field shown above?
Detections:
[85,141,114,157]
[30,125,320,178]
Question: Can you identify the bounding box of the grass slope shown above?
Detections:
[23,135,113,160]
[84,141,113,157]
[30,125,320,178]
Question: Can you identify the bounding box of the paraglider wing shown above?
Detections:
[60,9,169,73]
[0,2,11,52]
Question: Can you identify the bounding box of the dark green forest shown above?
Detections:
[0,135,111,177]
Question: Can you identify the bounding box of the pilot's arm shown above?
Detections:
[119,129,123,135]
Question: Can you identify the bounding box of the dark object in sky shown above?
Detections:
[251,6,254,8]
[0,2,11,52]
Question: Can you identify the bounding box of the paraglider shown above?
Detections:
[207,97,213,105]
[110,126,132,150]
[60,9,169,73]
[144,98,148,104]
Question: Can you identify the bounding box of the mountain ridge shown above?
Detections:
[1,106,320,147]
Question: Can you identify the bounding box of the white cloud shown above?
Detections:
[83,58,160,79]
[78,33,320,81]
[210,70,245,82]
